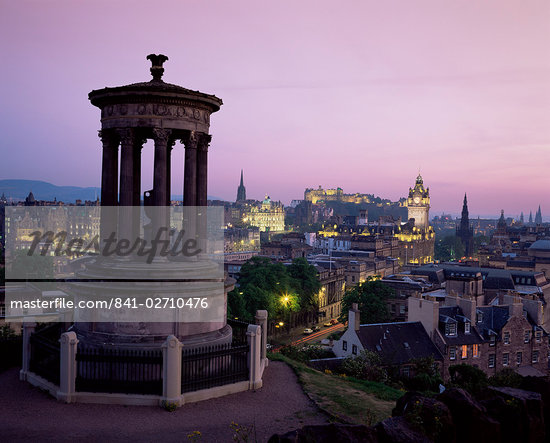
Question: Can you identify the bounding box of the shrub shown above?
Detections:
[489,368,523,389]
[341,350,388,383]
[449,364,488,394]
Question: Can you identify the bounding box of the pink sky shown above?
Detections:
[1,0,549,218]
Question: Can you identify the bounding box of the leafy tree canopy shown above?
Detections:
[339,279,394,324]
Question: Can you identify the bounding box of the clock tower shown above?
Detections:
[406,174,430,231]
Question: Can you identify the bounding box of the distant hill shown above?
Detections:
[0,180,100,203]
[0,180,219,203]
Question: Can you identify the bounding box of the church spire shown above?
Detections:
[236,169,246,202]
[535,205,542,225]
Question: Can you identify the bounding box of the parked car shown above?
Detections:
[330,319,338,325]
[323,321,333,327]
[312,325,321,332]
[303,328,313,335]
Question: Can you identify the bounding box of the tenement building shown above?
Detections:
[408,293,549,379]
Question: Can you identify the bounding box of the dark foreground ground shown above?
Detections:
[0,361,328,442]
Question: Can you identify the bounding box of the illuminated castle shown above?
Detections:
[304,186,372,204]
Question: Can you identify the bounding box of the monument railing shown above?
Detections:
[20,310,268,405]
[227,318,249,345]
[181,343,249,393]
[29,324,62,386]
[75,346,163,395]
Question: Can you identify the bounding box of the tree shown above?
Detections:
[230,256,295,321]
[434,235,465,261]
[339,279,394,324]
[287,257,321,309]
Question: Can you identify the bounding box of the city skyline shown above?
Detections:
[1,1,548,216]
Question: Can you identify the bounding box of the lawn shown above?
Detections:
[269,353,403,426]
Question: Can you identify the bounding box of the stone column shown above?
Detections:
[20,319,36,381]
[152,128,172,250]
[166,139,174,206]
[182,131,198,207]
[247,324,263,390]
[152,128,171,206]
[196,133,211,208]
[196,133,211,254]
[57,331,78,403]
[117,128,136,244]
[132,136,144,237]
[99,130,119,255]
[99,130,119,206]
[162,335,182,407]
[118,128,135,206]
[255,310,269,364]
[182,131,198,248]
[132,137,144,206]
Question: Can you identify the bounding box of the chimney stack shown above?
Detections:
[349,303,361,331]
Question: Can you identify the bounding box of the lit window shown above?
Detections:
[524,331,530,343]
[503,353,509,366]
[517,352,522,365]
[503,331,510,344]
[488,354,495,368]
[532,350,539,363]
[461,345,468,359]
[342,341,348,351]
[450,347,456,360]
[473,344,479,358]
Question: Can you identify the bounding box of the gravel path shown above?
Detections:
[0,361,328,442]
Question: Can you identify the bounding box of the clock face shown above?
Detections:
[414,197,420,204]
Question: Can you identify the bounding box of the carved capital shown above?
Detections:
[152,128,172,145]
[116,128,135,147]
[197,133,211,152]
[180,130,199,150]
[98,129,119,148]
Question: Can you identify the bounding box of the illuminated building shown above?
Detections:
[242,195,285,233]
[304,186,372,204]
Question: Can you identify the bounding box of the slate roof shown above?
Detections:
[438,306,485,345]
[475,306,511,339]
[356,321,443,365]
[414,263,543,291]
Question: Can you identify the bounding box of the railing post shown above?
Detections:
[58,331,78,402]
[255,310,268,366]
[20,318,36,381]
[247,324,262,390]
[162,335,182,407]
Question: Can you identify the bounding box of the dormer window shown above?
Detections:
[535,331,542,342]
[465,322,471,334]
[490,335,496,347]
[445,323,457,336]
[477,312,483,323]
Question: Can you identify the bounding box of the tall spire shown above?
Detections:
[236,169,246,202]
[535,205,542,225]
[529,211,533,224]
[457,193,473,256]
